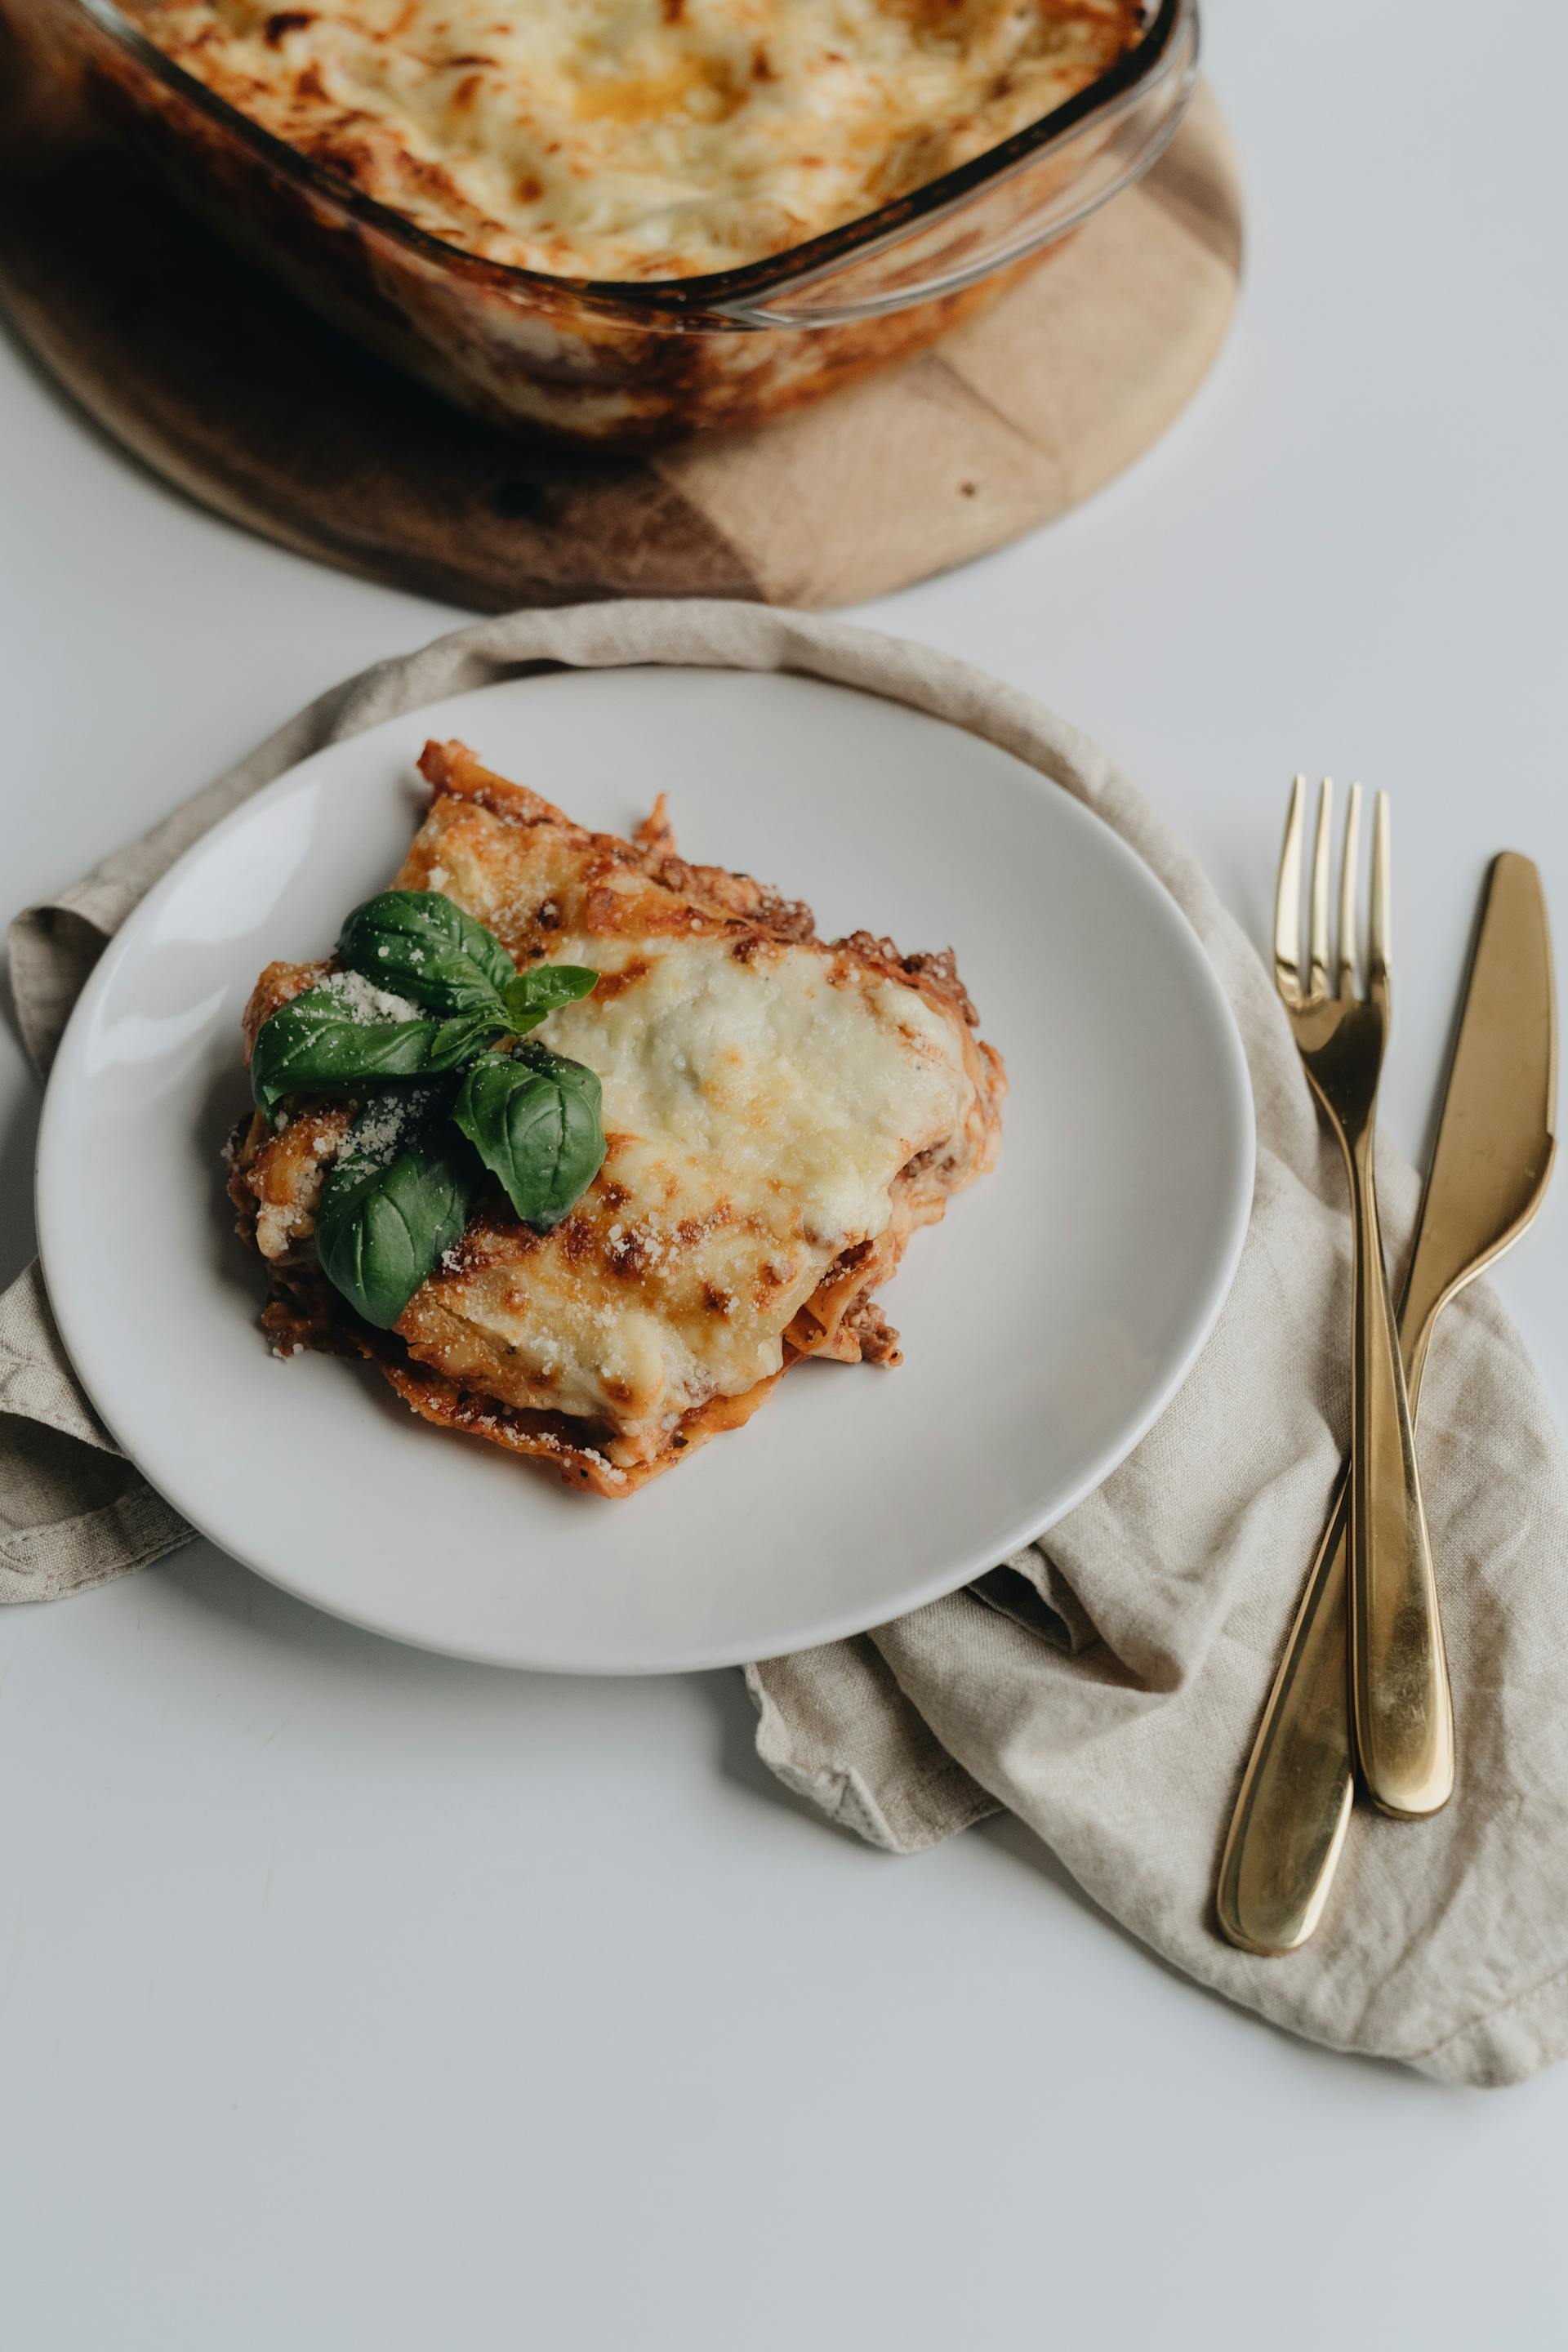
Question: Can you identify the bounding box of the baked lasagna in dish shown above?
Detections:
[127,0,1145,280]
[227,739,1004,1494]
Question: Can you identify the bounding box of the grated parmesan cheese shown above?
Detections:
[347,1090,429,1165]
[320,969,421,1024]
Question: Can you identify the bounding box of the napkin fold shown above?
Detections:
[6,599,1568,2084]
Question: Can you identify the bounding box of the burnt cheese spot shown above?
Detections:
[588,957,651,1001]
[753,1260,791,1305]
[461,1209,541,1268]
[558,1215,596,1265]
[606,1230,648,1279]
[676,1207,730,1248]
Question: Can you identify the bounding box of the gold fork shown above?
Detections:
[1275,777,1454,1818]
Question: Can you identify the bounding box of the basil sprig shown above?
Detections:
[250,992,498,1116]
[247,889,605,1326]
[314,1095,479,1330]
[336,889,520,1013]
[250,890,597,1116]
[452,1044,608,1233]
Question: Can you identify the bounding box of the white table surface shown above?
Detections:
[3,2,1566,2342]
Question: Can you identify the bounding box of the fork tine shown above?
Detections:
[1337,780,1362,997]
[1369,789,1392,982]
[1307,778,1333,1000]
[1275,776,1305,998]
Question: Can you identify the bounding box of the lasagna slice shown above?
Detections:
[228,740,1004,1494]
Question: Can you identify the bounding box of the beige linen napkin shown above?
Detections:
[6,599,1568,2086]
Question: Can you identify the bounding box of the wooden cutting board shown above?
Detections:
[0,72,1241,611]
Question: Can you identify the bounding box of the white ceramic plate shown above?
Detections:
[38,669,1252,1673]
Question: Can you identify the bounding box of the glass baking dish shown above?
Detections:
[13,0,1199,443]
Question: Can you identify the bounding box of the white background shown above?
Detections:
[3,1,1566,2342]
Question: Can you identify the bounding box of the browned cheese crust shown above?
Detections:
[127,0,1147,282]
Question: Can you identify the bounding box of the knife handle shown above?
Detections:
[1215,1479,1353,1953]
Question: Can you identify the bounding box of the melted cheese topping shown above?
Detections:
[130,0,1143,279]
[414,936,971,1426]
[394,795,973,1433]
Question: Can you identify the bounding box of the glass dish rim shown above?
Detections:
[59,0,1191,315]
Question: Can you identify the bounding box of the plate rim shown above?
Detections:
[35,667,1255,1673]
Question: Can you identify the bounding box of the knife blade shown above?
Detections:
[1217,853,1556,1955]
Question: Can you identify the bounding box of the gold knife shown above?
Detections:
[1217,853,1557,1954]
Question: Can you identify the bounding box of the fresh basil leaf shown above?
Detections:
[314,1104,478,1329]
[250,989,497,1116]
[424,1009,510,1063]
[501,964,599,1034]
[452,1044,606,1232]
[337,889,519,1016]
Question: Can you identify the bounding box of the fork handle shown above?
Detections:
[1215,1478,1353,1952]
[1216,1301,1454,1949]
[1345,1131,1454,1816]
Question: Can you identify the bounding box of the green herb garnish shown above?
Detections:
[452,1042,608,1234]
[249,991,498,1117]
[314,1092,479,1330]
[336,889,523,1016]
[249,889,603,1326]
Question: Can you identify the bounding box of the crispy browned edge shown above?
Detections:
[227,738,1005,1495]
[129,2,1150,286]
